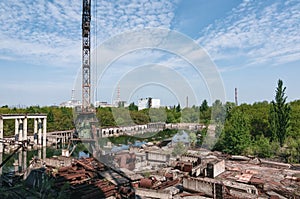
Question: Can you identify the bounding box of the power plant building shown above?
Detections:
[138,98,160,110]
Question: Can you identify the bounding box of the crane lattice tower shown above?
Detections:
[82,0,91,111]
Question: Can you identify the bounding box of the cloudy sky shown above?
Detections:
[0,0,299,106]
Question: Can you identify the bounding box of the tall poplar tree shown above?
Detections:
[269,79,290,146]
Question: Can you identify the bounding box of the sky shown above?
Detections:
[0,0,299,107]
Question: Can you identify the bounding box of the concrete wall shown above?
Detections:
[183,177,258,199]
[181,155,200,164]
[135,153,147,169]
[191,164,202,177]
[222,180,258,199]
[183,177,216,197]
[100,122,205,138]
[136,188,171,199]
[147,151,170,163]
[207,159,225,178]
[44,157,72,168]
[212,160,225,178]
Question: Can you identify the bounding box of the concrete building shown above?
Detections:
[138,98,160,110]
[60,99,81,108]
[183,177,258,199]
[146,150,171,165]
[150,98,160,108]
[60,89,81,108]
[183,177,223,198]
[206,159,225,178]
[94,101,114,108]
[115,151,136,171]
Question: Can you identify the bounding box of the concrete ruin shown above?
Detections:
[0,114,47,150]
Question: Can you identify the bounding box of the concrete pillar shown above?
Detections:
[15,119,19,141]
[61,133,64,144]
[23,150,27,171]
[23,117,27,142]
[13,159,19,173]
[18,151,22,172]
[34,119,38,145]
[43,118,47,147]
[0,152,2,175]
[38,118,42,145]
[43,146,46,160]
[38,148,41,159]
[0,118,3,153]
[19,119,23,142]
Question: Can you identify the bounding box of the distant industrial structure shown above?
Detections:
[235,87,238,106]
[60,100,81,108]
[94,101,128,108]
[60,89,81,108]
[138,98,160,110]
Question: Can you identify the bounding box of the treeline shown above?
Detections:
[214,80,300,163]
[1,80,299,163]
[96,102,211,127]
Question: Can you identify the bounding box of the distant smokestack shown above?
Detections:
[71,89,75,101]
[186,96,189,108]
[117,85,120,102]
[235,88,238,106]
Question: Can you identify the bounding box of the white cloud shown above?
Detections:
[197,0,300,70]
[0,0,81,67]
[0,0,177,67]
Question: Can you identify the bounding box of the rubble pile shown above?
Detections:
[48,157,135,199]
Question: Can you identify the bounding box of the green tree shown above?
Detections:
[284,136,300,163]
[289,100,300,138]
[166,105,181,123]
[200,100,208,112]
[172,142,187,156]
[149,107,167,123]
[96,107,116,127]
[176,104,181,112]
[166,108,176,123]
[224,102,236,118]
[128,102,138,111]
[181,108,199,123]
[214,110,251,155]
[211,100,226,123]
[269,79,291,146]
[251,135,272,158]
[249,101,270,138]
[130,110,149,124]
[189,132,197,147]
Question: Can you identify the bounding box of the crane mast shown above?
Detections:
[82,0,91,112]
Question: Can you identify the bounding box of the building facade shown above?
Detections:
[137,98,160,110]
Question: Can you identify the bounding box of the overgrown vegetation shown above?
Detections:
[1,79,300,163]
[214,80,300,163]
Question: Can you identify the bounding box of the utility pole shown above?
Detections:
[82,0,91,112]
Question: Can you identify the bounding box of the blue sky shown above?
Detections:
[0,0,299,106]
